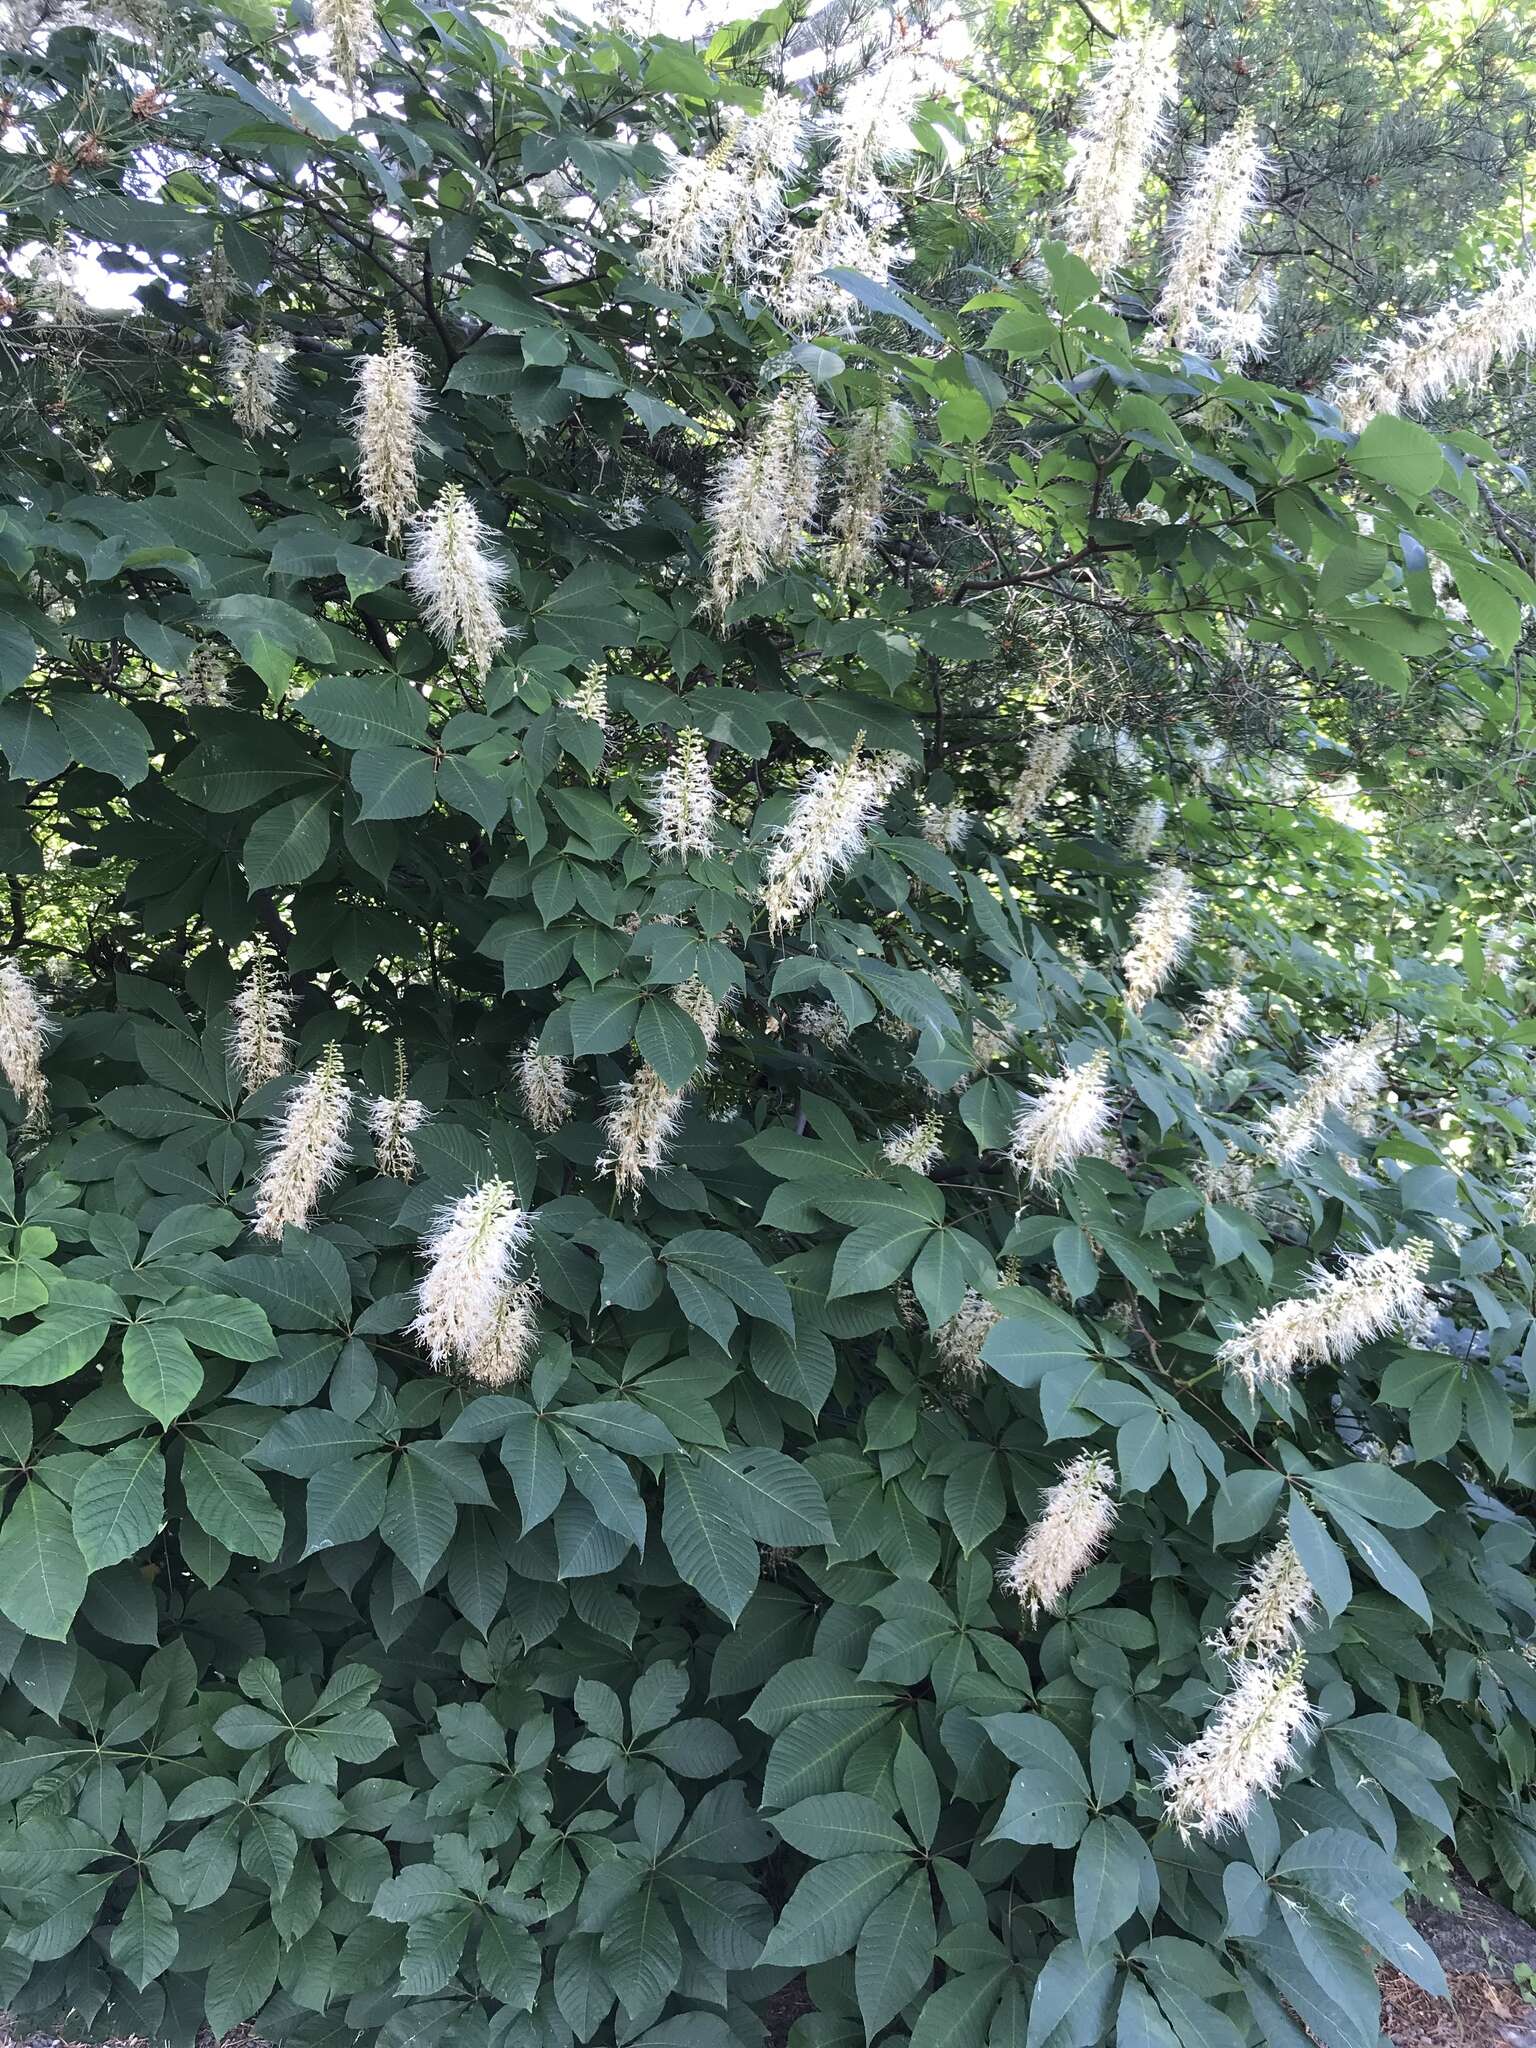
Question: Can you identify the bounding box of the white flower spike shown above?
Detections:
[252,1044,353,1240]
[999,1451,1117,1619]
[1160,1649,1315,1840]
[407,483,508,679]
[0,960,53,1119]
[1008,1049,1112,1185]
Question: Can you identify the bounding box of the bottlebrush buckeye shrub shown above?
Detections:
[1,4,1536,2048]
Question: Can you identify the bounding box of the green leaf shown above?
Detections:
[757,1853,912,1967]
[1072,1814,1146,1949]
[244,787,333,890]
[857,1869,936,2035]
[381,1450,458,1585]
[110,1881,179,1989]
[72,1439,165,1569]
[0,1482,88,1640]
[122,1321,204,1425]
[694,1445,832,1545]
[0,1308,113,1386]
[181,1440,283,1560]
[1350,415,1446,498]
[52,689,152,785]
[774,1793,912,1858]
[636,998,709,1089]
[662,1233,795,1333]
[1307,1464,1436,1529]
[204,1922,280,2038]
[352,746,435,820]
[662,1459,758,1623]
[298,673,430,750]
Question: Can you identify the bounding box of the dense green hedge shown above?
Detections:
[1,4,1535,2047]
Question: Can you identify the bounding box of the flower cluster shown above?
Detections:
[407,484,507,679]
[352,331,428,541]
[826,401,908,587]
[316,0,377,91]
[367,1045,426,1181]
[252,1045,353,1240]
[767,58,928,331]
[761,737,900,935]
[1160,1649,1315,1839]
[1122,868,1199,1013]
[1062,26,1180,277]
[176,641,230,709]
[882,1113,943,1174]
[517,1046,573,1134]
[651,727,719,859]
[1125,796,1168,860]
[1002,727,1076,834]
[1216,1535,1316,1660]
[599,978,726,1195]
[1009,1049,1112,1185]
[1331,264,1536,430]
[411,1180,539,1384]
[1218,1239,1432,1392]
[229,942,292,1094]
[642,94,805,289]
[1178,983,1252,1074]
[1262,1021,1390,1167]
[935,1288,1000,1381]
[1156,116,1268,358]
[0,961,52,1119]
[920,801,971,852]
[224,334,291,438]
[707,382,825,612]
[998,1452,1117,1619]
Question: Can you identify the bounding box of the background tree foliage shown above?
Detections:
[1,4,1535,2048]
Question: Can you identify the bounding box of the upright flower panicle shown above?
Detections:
[1160,1649,1315,1840]
[707,382,826,612]
[1122,867,1199,1013]
[472,1278,543,1387]
[1218,1239,1432,1392]
[652,727,719,859]
[352,330,428,541]
[826,401,908,587]
[368,1042,426,1181]
[599,1065,687,1195]
[1062,26,1180,277]
[0,960,53,1119]
[717,92,806,279]
[642,124,748,288]
[1263,1021,1389,1167]
[252,1044,353,1240]
[1217,1536,1315,1660]
[1125,796,1168,860]
[1009,1049,1112,1185]
[1330,264,1536,431]
[999,1452,1117,1619]
[1003,727,1076,834]
[920,801,971,852]
[563,663,610,736]
[412,1180,531,1370]
[642,94,804,289]
[229,941,292,1094]
[762,737,885,935]
[935,1288,1000,1381]
[316,0,377,91]
[882,1113,943,1174]
[518,1046,572,1134]
[177,641,230,709]
[767,57,927,330]
[407,484,508,679]
[797,999,852,1051]
[224,334,291,438]
[1156,115,1268,356]
[971,996,1018,1072]
[1178,983,1253,1074]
